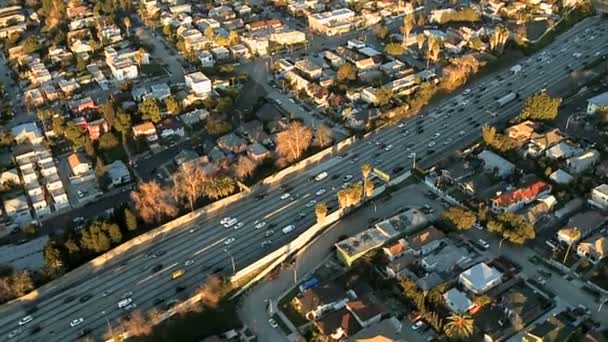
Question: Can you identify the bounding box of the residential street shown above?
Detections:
[238,183,442,341]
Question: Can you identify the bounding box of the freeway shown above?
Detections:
[1,16,607,342]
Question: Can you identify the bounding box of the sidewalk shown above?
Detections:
[237,183,441,341]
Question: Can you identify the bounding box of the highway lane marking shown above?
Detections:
[193,239,223,257]
[136,262,177,286]
[263,201,298,220]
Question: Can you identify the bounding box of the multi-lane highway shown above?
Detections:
[1,16,608,342]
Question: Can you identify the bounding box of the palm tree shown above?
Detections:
[124,17,131,37]
[361,163,372,200]
[204,176,236,200]
[444,314,474,340]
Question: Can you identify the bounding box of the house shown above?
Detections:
[158,118,185,139]
[11,122,43,145]
[217,133,247,153]
[309,8,355,36]
[491,181,552,213]
[295,58,323,80]
[132,122,158,141]
[459,174,494,198]
[180,109,209,127]
[523,195,557,224]
[150,82,171,100]
[477,150,514,178]
[443,288,475,313]
[3,194,31,221]
[586,91,608,114]
[402,226,445,256]
[69,97,98,114]
[211,46,230,61]
[421,244,472,274]
[199,50,215,67]
[0,169,20,186]
[549,169,574,185]
[346,295,384,328]
[246,143,269,161]
[525,129,565,157]
[230,44,249,59]
[523,312,577,342]
[545,141,583,160]
[345,317,403,342]
[458,262,503,294]
[314,307,361,340]
[185,72,212,96]
[68,153,92,177]
[293,282,349,320]
[335,225,399,266]
[566,149,600,174]
[86,118,109,141]
[105,160,131,187]
[577,233,608,263]
[382,239,407,261]
[505,120,537,145]
[270,30,307,45]
[385,253,416,279]
[590,184,608,210]
[557,211,606,245]
[416,272,444,292]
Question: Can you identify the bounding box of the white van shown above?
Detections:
[315,172,328,181]
[282,225,295,234]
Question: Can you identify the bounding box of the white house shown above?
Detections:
[0,169,20,186]
[458,262,503,294]
[185,72,212,96]
[477,150,514,178]
[587,91,608,114]
[198,51,214,67]
[590,184,608,210]
[68,153,92,177]
[566,149,600,174]
[11,122,43,145]
[105,160,131,187]
[443,288,475,313]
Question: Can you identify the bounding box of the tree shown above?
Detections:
[375,87,393,106]
[52,115,66,137]
[135,48,146,66]
[204,26,215,40]
[518,91,561,121]
[124,208,138,231]
[43,240,65,278]
[441,207,476,230]
[84,137,95,157]
[233,156,257,180]
[315,125,333,148]
[10,271,34,297]
[228,30,239,46]
[130,181,177,223]
[162,25,175,41]
[79,222,111,254]
[22,36,41,54]
[98,132,119,150]
[373,24,388,40]
[206,119,232,136]
[165,95,181,115]
[489,25,510,55]
[315,202,328,222]
[473,294,492,308]
[384,43,404,56]
[215,97,233,114]
[276,122,313,162]
[123,17,131,37]
[197,274,225,308]
[100,102,116,128]
[171,163,207,212]
[204,175,236,200]
[426,35,442,68]
[481,125,516,152]
[114,109,132,140]
[441,54,481,92]
[416,34,426,52]
[64,121,86,151]
[139,97,162,123]
[336,63,357,82]
[123,310,153,337]
[444,314,474,340]
[402,11,415,47]
[23,224,37,238]
[0,131,13,147]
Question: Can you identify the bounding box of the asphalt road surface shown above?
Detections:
[0,16,607,342]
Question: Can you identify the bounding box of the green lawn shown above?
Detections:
[141,63,166,77]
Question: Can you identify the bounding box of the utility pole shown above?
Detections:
[224,249,236,274]
[102,311,114,340]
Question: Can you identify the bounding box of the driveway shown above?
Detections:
[238,183,442,341]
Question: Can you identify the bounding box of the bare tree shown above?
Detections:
[123,310,153,337]
[402,9,415,48]
[489,25,510,55]
[197,274,226,308]
[441,54,481,91]
[315,202,328,222]
[233,156,258,180]
[315,125,333,148]
[276,122,313,162]
[427,35,442,68]
[172,163,207,212]
[130,181,177,223]
[148,307,163,323]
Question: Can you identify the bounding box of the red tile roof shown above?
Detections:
[493,181,551,207]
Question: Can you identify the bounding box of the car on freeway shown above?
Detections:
[408,152,416,159]
[265,230,275,237]
[280,193,291,200]
[254,221,266,229]
[70,318,84,327]
[295,212,306,220]
[79,294,93,303]
[102,289,113,297]
[282,225,295,234]
[443,138,453,145]
[342,175,353,182]
[478,239,490,250]
[427,141,436,148]
[432,132,441,139]
[474,223,484,230]
[72,217,84,224]
[220,217,231,225]
[268,318,279,328]
[18,315,33,326]
[261,240,272,248]
[306,200,317,207]
[234,222,244,230]
[188,227,198,233]
[384,144,393,151]
[224,218,238,228]
[185,259,195,266]
[315,171,328,181]
[398,122,407,128]
[118,298,133,308]
[121,291,133,299]
[152,264,163,273]
[315,188,326,196]
[459,130,466,136]
[124,303,137,311]
[78,328,92,337]
[224,237,236,245]
[7,328,22,339]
